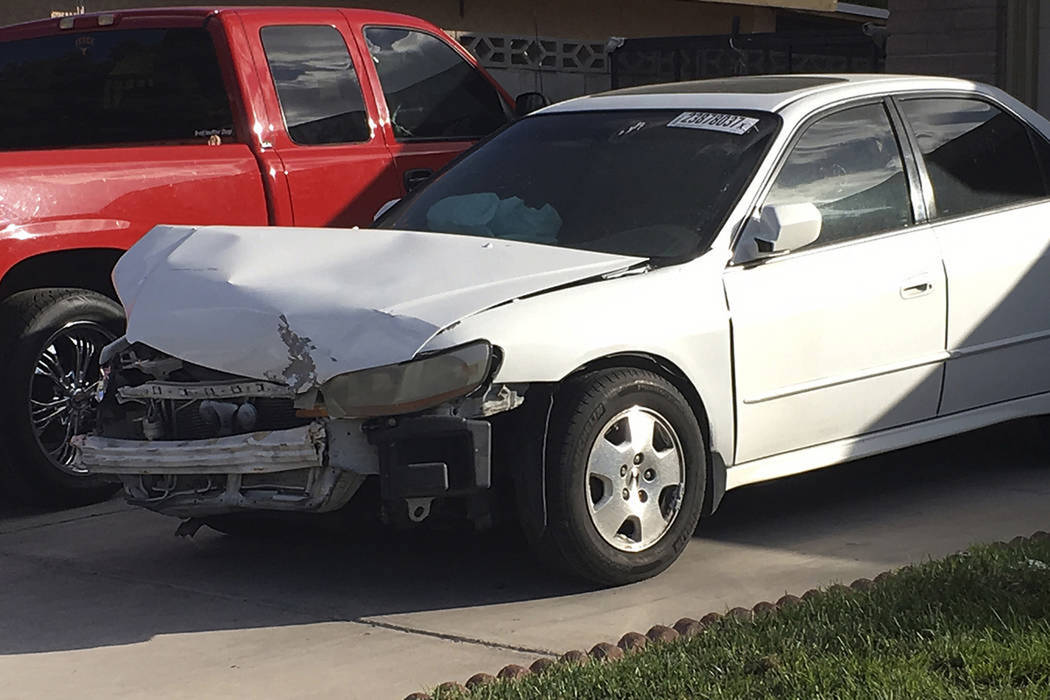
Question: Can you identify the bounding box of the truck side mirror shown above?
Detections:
[515,92,549,117]
[740,203,822,262]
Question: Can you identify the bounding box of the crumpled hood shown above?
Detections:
[114,225,644,390]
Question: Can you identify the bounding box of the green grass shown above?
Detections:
[434,535,1050,699]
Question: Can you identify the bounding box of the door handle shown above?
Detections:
[403,168,433,192]
[900,277,934,299]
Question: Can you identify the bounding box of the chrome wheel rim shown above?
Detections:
[585,405,686,552]
[29,321,116,475]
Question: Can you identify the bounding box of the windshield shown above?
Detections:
[379,109,779,260]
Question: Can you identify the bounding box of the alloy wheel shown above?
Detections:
[585,405,686,552]
[29,321,116,474]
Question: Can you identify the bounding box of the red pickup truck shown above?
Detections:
[0,6,528,506]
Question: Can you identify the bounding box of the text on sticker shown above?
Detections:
[667,112,759,135]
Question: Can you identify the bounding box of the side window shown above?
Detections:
[899,97,1049,219]
[764,103,912,249]
[261,25,371,146]
[0,27,234,150]
[363,27,508,141]
[764,101,911,248]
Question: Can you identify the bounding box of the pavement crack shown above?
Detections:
[354,617,557,657]
[0,506,130,535]
[0,548,556,658]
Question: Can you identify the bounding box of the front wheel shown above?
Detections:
[536,368,706,586]
[0,288,124,506]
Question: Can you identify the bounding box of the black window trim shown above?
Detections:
[260,23,375,147]
[730,95,924,265]
[889,90,1050,226]
[361,23,512,144]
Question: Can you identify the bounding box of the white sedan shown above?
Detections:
[76,74,1050,585]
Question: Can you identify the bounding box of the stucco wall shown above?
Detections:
[1039,5,1050,116]
[2,0,775,39]
[885,0,999,85]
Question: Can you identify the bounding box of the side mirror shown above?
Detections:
[743,203,822,260]
[515,91,549,118]
[373,198,401,223]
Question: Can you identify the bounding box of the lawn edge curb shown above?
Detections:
[405,529,1050,699]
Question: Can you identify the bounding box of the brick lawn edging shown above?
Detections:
[403,530,1050,699]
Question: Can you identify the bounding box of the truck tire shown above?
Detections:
[0,288,124,506]
[534,368,706,586]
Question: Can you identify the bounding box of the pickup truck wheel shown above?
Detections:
[0,289,124,506]
[538,368,706,586]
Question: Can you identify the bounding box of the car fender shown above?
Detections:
[421,253,736,463]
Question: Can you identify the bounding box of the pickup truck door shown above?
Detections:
[239,13,401,227]
[895,96,1050,415]
[724,101,947,464]
[354,23,512,196]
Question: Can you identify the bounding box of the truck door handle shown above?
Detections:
[404,168,433,192]
[900,277,933,299]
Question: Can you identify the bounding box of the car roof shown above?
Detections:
[545,74,982,115]
[0,6,429,35]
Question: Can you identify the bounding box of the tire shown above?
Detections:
[534,368,706,586]
[0,288,124,506]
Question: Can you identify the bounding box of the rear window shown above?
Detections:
[0,27,234,151]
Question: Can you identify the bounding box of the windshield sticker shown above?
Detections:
[75,35,94,56]
[615,121,647,138]
[194,128,234,138]
[667,112,759,135]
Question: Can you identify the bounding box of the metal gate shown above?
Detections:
[610,29,884,89]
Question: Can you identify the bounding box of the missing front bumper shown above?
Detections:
[367,415,492,500]
[73,422,363,517]
[73,416,493,518]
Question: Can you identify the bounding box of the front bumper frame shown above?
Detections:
[74,415,494,518]
[72,422,327,475]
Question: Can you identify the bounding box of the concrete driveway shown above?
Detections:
[1,420,1048,699]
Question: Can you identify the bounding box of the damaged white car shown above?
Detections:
[76,75,1050,584]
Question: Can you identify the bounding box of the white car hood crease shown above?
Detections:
[114,225,644,390]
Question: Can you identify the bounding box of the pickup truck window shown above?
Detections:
[0,28,233,151]
[261,25,371,146]
[363,26,508,141]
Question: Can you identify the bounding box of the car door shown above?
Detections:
[896,95,1050,414]
[723,100,948,464]
[357,24,511,195]
[245,15,402,227]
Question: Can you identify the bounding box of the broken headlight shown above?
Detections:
[319,341,494,417]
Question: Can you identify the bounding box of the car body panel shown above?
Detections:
[0,145,271,279]
[424,255,738,461]
[934,200,1050,414]
[113,224,643,389]
[723,226,948,463]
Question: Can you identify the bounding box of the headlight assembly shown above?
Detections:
[319,341,494,418]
